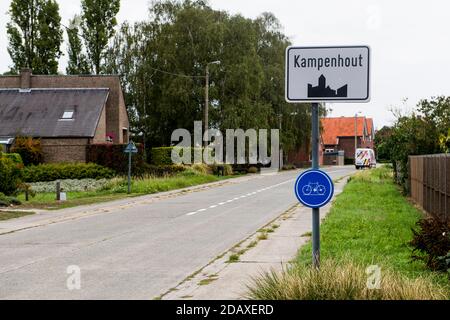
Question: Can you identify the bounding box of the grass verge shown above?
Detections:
[16,170,232,210]
[0,210,35,221]
[247,167,450,300]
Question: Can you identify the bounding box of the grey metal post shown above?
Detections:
[56,181,61,201]
[128,151,132,194]
[311,103,320,269]
[204,65,209,148]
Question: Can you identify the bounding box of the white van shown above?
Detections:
[355,148,376,169]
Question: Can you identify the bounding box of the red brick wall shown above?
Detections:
[41,138,89,163]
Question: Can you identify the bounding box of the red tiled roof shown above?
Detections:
[321,117,366,146]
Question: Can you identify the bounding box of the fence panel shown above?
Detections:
[409,154,449,222]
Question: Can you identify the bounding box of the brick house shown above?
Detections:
[321,116,375,160]
[0,69,129,163]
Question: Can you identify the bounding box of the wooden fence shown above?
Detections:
[409,154,450,222]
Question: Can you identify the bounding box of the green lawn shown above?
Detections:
[0,210,35,221]
[247,167,449,300]
[296,166,449,287]
[17,170,232,210]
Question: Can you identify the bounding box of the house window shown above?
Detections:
[61,111,74,120]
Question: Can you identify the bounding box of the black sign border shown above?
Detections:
[285,45,371,103]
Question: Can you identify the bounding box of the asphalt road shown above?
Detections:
[0,166,355,299]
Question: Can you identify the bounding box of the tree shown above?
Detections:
[105,0,319,158]
[417,96,450,137]
[66,15,90,75]
[81,0,121,74]
[374,126,393,161]
[6,0,63,74]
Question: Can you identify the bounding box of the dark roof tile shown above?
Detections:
[0,89,109,138]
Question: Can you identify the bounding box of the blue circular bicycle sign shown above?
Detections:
[294,170,334,208]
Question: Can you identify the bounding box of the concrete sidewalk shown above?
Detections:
[163,176,350,300]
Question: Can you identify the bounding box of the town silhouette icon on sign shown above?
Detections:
[307,74,348,98]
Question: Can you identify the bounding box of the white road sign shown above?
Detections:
[285,46,370,103]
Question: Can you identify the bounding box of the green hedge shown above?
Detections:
[0,192,21,207]
[22,163,116,183]
[151,147,203,165]
[86,143,146,175]
[0,152,23,164]
[143,164,186,177]
[0,155,23,196]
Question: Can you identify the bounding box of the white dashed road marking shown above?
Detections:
[185,177,295,216]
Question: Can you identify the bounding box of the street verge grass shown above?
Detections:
[247,167,449,300]
[16,169,231,210]
[0,210,35,221]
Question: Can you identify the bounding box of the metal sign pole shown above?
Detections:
[128,151,132,194]
[311,102,320,269]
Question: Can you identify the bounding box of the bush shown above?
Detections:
[246,259,447,300]
[0,155,23,196]
[210,163,233,176]
[248,166,258,174]
[142,164,186,177]
[0,152,23,164]
[151,147,203,165]
[86,144,146,175]
[10,136,43,166]
[0,192,21,207]
[29,179,111,193]
[22,163,115,183]
[151,147,175,165]
[191,163,212,175]
[410,217,450,272]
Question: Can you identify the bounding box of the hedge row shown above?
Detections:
[151,147,204,165]
[86,144,146,175]
[0,152,23,165]
[22,163,115,183]
[0,155,23,196]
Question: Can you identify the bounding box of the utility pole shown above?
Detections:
[204,61,221,148]
[354,111,361,159]
[204,65,209,148]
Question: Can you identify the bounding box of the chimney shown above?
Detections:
[20,68,32,89]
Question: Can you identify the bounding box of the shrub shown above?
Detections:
[22,163,115,183]
[151,147,176,165]
[142,164,186,177]
[410,217,450,272]
[191,163,212,175]
[246,259,447,300]
[151,147,203,165]
[0,192,22,207]
[0,155,23,196]
[210,163,233,176]
[248,166,258,174]
[0,152,23,164]
[86,144,146,175]
[29,179,111,193]
[10,136,43,166]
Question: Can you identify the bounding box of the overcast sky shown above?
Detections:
[1,0,449,129]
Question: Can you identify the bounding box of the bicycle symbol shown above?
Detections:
[302,182,326,196]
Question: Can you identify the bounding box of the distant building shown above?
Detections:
[308,74,347,98]
[321,116,374,161]
[0,69,129,163]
